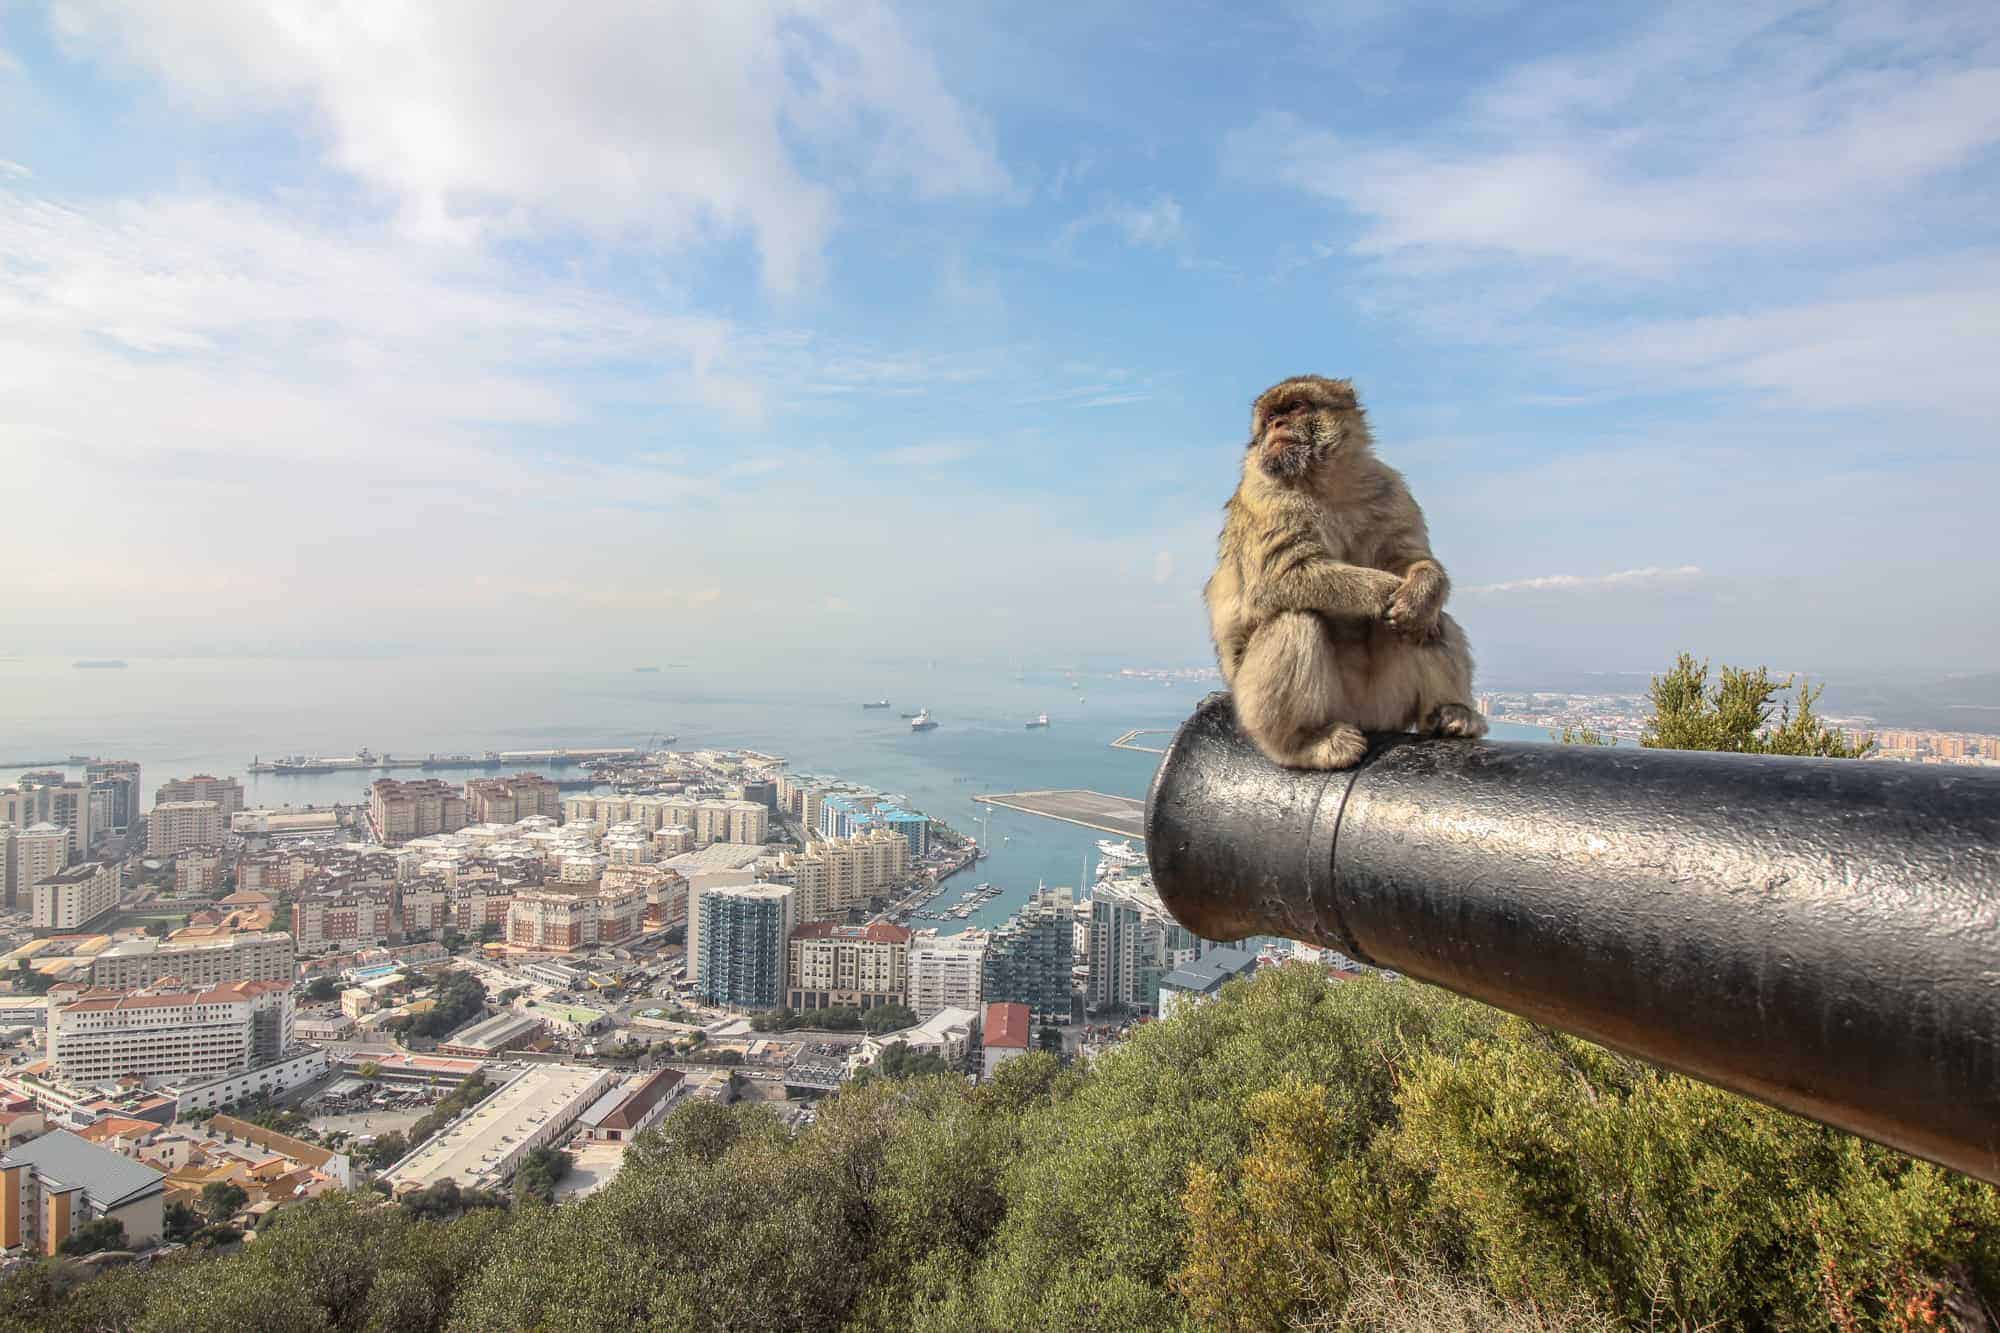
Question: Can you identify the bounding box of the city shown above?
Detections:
[0,740,1345,1261]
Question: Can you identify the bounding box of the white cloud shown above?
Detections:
[1466,566,1705,596]
[1152,550,1174,585]
[0,160,29,178]
[45,0,1007,293]
[1568,259,2000,414]
[1060,195,1188,257]
[874,440,980,466]
[1233,2,2000,274]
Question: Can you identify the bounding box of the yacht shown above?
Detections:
[910,708,938,732]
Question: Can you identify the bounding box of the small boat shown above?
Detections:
[1025,712,1049,729]
[862,700,890,709]
[910,709,938,732]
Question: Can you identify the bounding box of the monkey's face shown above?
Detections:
[1250,377,1363,483]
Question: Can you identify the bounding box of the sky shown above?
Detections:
[2,0,1996,679]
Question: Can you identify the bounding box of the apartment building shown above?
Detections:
[505,884,645,952]
[292,890,396,953]
[83,761,142,835]
[154,775,244,818]
[464,773,562,825]
[32,862,119,932]
[785,920,911,1011]
[1,1130,165,1255]
[173,846,229,897]
[47,981,295,1085]
[148,801,224,856]
[3,780,93,860]
[909,930,988,1019]
[781,827,912,922]
[89,932,296,991]
[983,886,1075,1028]
[369,779,469,844]
[5,824,69,911]
[691,883,794,1009]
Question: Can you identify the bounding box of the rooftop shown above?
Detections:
[1159,946,1261,996]
[382,1064,612,1193]
[1,1128,166,1208]
[984,1001,1032,1050]
[792,920,912,944]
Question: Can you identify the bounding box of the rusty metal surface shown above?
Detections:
[1146,691,2000,1184]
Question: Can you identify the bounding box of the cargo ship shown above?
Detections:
[862,700,890,709]
[1025,712,1049,729]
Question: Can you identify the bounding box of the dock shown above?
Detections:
[1109,729,1175,755]
[973,789,1147,840]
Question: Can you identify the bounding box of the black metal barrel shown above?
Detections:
[1146,691,2000,1184]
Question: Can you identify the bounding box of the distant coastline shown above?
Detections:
[72,659,128,669]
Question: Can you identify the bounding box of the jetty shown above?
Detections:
[972,789,1146,840]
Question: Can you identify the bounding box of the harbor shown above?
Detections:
[248,745,642,774]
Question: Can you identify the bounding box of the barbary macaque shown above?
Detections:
[1204,375,1485,769]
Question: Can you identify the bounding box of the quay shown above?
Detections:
[974,789,1147,840]
[1109,729,1174,754]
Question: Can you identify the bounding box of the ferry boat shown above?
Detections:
[862,700,891,709]
[1095,838,1148,881]
[909,709,938,732]
[1025,712,1049,729]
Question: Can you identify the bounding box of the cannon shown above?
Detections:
[1146,692,2000,1185]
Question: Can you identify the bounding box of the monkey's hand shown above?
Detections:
[1252,559,1403,621]
[1382,562,1446,641]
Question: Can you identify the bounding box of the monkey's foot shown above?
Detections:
[1427,703,1488,739]
[1284,723,1368,770]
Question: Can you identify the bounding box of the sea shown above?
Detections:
[0,655,1549,933]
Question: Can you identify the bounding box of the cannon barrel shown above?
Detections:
[1145,692,2000,1184]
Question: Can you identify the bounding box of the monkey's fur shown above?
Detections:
[1204,375,1486,770]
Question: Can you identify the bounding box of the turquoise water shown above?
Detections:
[0,655,1549,932]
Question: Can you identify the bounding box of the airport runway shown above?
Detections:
[973,788,1148,840]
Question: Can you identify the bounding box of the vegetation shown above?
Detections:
[751,1003,916,1033]
[400,1179,507,1221]
[4,968,1990,1331]
[303,975,343,1004]
[7,962,54,996]
[1642,652,1871,757]
[392,970,487,1041]
[0,658,1978,1330]
[512,1146,571,1204]
[56,1218,125,1257]
[407,1076,493,1148]
[199,1181,247,1224]
[163,1201,201,1244]
[216,1092,312,1138]
[360,1132,409,1171]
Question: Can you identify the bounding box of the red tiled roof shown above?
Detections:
[984,1001,1032,1050]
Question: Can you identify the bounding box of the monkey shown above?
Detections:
[1203,375,1486,770]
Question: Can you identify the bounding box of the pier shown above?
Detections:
[973,789,1147,840]
[1109,729,1174,754]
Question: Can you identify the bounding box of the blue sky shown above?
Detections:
[2,0,1995,677]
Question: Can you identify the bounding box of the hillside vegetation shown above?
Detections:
[4,965,1994,1332]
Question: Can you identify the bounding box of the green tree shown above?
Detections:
[304,975,342,1004]
[200,1181,248,1224]
[512,1146,571,1204]
[1641,652,1871,757]
[1037,1025,1063,1054]
[1551,724,1616,746]
[164,1199,201,1243]
[56,1217,126,1256]
[362,1133,409,1171]
[357,1061,380,1079]
[859,1003,917,1034]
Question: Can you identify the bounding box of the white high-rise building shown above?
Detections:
[33,861,119,931]
[8,823,70,912]
[47,981,295,1084]
[909,930,988,1019]
[148,801,224,856]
